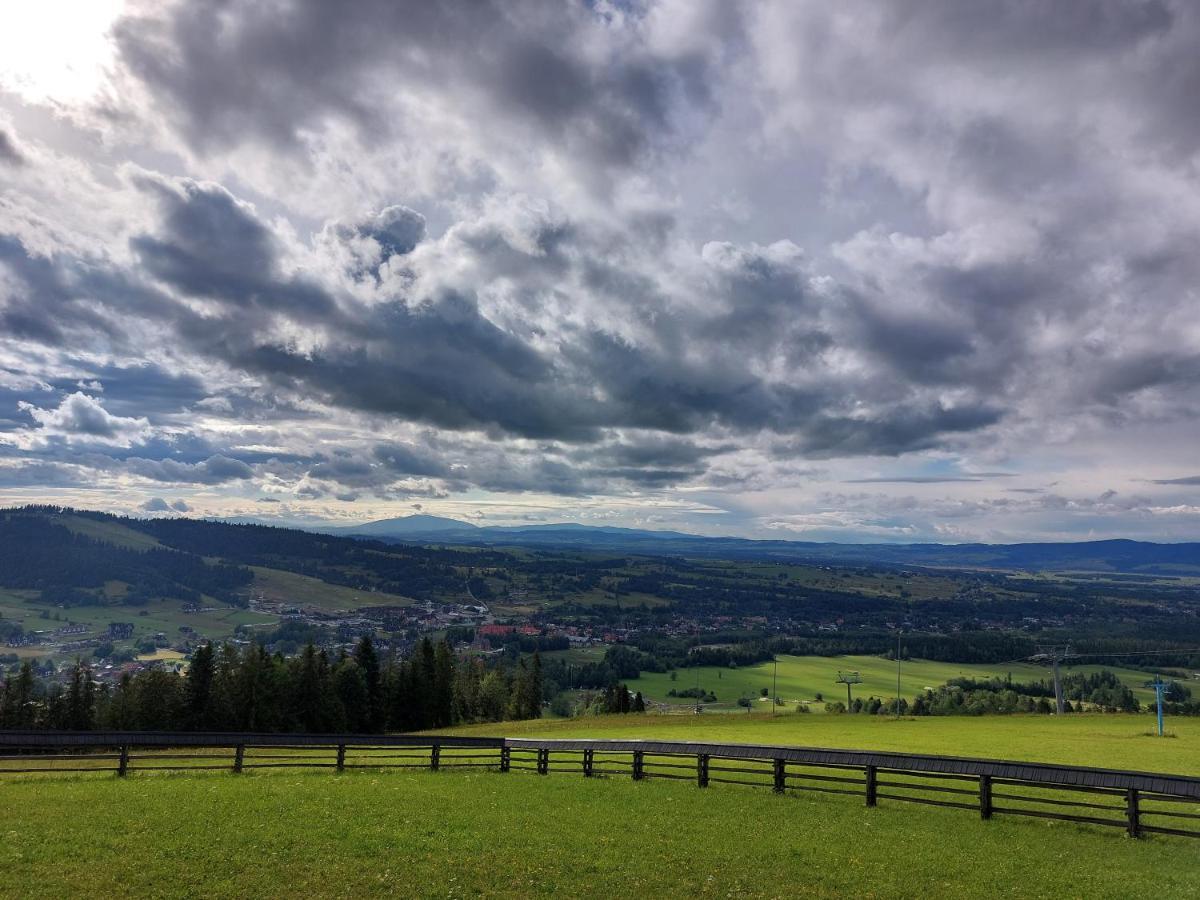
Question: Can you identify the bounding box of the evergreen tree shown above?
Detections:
[353,635,383,731]
[64,661,94,731]
[415,638,437,729]
[184,642,215,729]
[101,672,138,729]
[432,640,456,727]
[334,658,369,732]
[0,661,37,729]
[133,669,183,730]
[527,652,544,719]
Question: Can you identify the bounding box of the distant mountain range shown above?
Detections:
[319,515,1200,574]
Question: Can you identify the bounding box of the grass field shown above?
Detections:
[627,654,1167,710]
[250,566,416,610]
[0,593,272,665]
[1,766,1195,899]
[441,712,1198,775]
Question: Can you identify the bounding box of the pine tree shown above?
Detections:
[0,661,37,729]
[432,640,456,727]
[526,652,544,719]
[353,635,383,732]
[508,660,530,721]
[334,658,369,732]
[64,661,94,730]
[291,643,324,732]
[184,642,215,730]
[633,691,645,713]
[416,638,437,729]
[102,672,137,729]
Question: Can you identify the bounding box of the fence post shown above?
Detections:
[500,746,510,773]
[583,748,594,777]
[1126,788,1141,839]
[697,753,709,788]
[773,758,786,794]
[631,750,645,781]
[233,744,244,774]
[537,748,549,775]
[978,774,992,820]
[865,765,877,807]
[430,745,440,772]
[117,745,129,777]
[336,743,346,773]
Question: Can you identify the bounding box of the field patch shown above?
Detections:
[0,767,1193,899]
[249,567,415,611]
[442,712,1198,775]
[626,654,1165,710]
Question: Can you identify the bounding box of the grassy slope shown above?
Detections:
[1,768,1195,899]
[250,566,416,610]
[56,514,164,551]
[441,713,1199,775]
[627,654,1164,709]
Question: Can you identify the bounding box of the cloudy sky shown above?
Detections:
[1,1,1199,542]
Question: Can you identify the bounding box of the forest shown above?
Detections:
[0,638,545,733]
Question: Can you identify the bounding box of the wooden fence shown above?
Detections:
[2,731,1198,840]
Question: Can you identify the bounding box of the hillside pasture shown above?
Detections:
[627,654,1165,710]
[0,766,1194,899]
[442,712,1199,776]
[250,566,416,611]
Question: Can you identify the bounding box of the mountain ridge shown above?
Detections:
[313,514,1200,574]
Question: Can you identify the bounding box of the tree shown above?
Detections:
[632,691,646,713]
[64,661,94,730]
[0,661,37,729]
[133,669,182,730]
[432,640,456,728]
[184,642,215,729]
[101,672,137,729]
[526,652,544,719]
[353,636,383,731]
[334,659,370,733]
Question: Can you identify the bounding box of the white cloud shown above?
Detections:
[16,391,151,447]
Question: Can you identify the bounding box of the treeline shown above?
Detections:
[0,638,543,733]
[822,671,1151,717]
[541,633,1044,693]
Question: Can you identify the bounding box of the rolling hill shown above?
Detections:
[319,515,1200,574]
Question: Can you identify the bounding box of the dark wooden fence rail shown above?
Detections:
[2,731,1198,841]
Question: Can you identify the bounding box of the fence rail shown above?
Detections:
[2,730,1197,840]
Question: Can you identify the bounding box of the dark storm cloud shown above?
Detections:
[130,175,337,322]
[5,169,1013,460]
[0,460,91,488]
[6,0,1200,538]
[114,0,719,168]
[597,437,727,470]
[49,362,208,419]
[774,404,1003,460]
[0,234,187,353]
[125,454,254,485]
[372,443,451,479]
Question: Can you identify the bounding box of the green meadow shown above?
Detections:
[443,712,1199,775]
[1,766,1196,899]
[625,654,1167,710]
